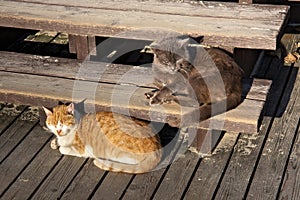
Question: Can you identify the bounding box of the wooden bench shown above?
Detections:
[0,51,271,154]
[0,0,288,154]
[0,1,289,63]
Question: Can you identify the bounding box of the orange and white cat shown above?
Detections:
[43,102,162,174]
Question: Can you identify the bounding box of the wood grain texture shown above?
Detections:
[152,151,200,200]
[0,0,289,50]
[91,173,133,200]
[212,54,294,200]
[0,109,37,163]
[30,156,87,199]
[75,35,89,60]
[0,51,271,131]
[1,135,62,200]
[0,123,49,197]
[279,127,300,200]
[0,104,26,134]
[184,132,239,199]
[246,67,300,199]
[61,160,106,200]
[122,169,165,200]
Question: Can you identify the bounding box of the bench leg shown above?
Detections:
[68,34,96,60]
[189,128,223,156]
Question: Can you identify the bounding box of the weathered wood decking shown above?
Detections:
[0,33,300,199]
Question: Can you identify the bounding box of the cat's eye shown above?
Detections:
[162,60,170,66]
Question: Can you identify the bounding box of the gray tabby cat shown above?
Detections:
[145,35,244,121]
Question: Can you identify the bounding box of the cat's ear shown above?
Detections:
[67,103,75,115]
[42,106,53,117]
[58,101,64,105]
[178,37,191,48]
[149,42,163,57]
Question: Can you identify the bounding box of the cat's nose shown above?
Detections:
[57,129,62,136]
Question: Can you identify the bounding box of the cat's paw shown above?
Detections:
[50,138,59,149]
[149,96,163,105]
[145,92,154,99]
[145,89,159,99]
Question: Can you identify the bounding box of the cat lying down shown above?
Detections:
[146,35,244,121]
[43,102,162,174]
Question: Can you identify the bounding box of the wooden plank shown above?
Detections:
[191,129,223,154]
[88,36,97,56]
[0,71,191,127]
[0,70,269,132]
[198,99,265,133]
[91,173,133,200]
[0,123,50,197]
[75,35,89,60]
[0,50,271,131]
[0,108,38,163]
[0,50,265,99]
[183,132,240,199]
[0,51,153,88]
[151,151,200,199]
[246,66,300,199]
[1,134,62,200]
[211,57,294,199]
[0,50,271,100]
[0,103,26,134]
[122,169,166,200]
[7,0,289,22]
[61,160,106,199]
[0,0,289,50]
[68,34,76,54]
[0,51,271,101]
[30,156,87,199]
[279,127,300,199]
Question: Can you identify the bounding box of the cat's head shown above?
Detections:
[42,103,77,137]
[150,35,194,73]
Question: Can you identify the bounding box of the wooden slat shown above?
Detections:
[0,51,153,87]
[0,51,271,132]
[212,57,293,199]
[74,35,89,60]
[0,51,270,101]
[0,104,26,134]
[0,70,270,132]
[246,65,300,199]
[0,108,37,163]
[1,135,62,199]
[0,122,50,197]
[60,160,106,199]
[279,128,300,199]
[68,34,76,54]
[88,36,97,56]
[30,156,87,199]
[91,173,133,200]
[184,132,239,199]
[0,0,289,50]
[122,169,165,199]
[0,71,191,126]
[151,151,200,199]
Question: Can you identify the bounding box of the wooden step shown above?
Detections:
[0,51,271,133]
[0,0,289,50]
